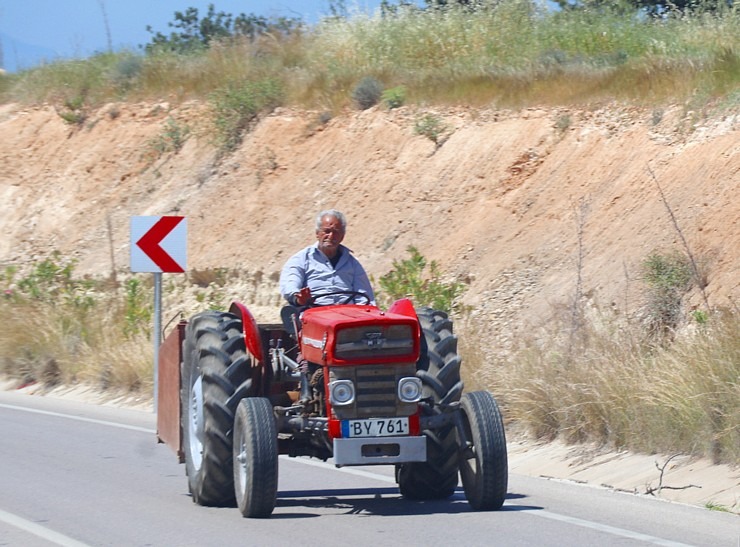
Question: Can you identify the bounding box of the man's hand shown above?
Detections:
[294,287,311,306]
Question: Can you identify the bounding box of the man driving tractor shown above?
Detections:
[163,211,507,519]
[279,209,375,308]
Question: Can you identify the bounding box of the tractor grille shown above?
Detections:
[329,363,417,420]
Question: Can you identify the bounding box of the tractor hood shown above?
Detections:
[300,304,420,366]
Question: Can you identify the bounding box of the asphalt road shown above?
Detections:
[0,390,737,547]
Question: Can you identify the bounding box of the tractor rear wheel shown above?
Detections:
[397,307,463,500]
[233,397,279,518]
[181,310,254,506]
[459,391,508,510]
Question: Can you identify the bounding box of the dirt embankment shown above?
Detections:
[1,101,738,510]
[0,101,737,329]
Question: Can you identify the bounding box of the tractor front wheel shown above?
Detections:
[458,391,508,510]
[233,397,279,518]
[397,307,462,500]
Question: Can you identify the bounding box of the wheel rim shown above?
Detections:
[459,411,480,492]
[188,376,204,470]
[235,436,248,492]
[460,447,479,486]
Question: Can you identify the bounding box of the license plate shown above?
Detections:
[341,417,410,438]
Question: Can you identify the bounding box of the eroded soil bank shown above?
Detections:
[1,101,737,510]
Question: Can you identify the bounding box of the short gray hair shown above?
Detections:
[315,209,347,231]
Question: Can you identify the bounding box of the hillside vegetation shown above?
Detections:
[1,1,738,114]
[0,3,738,470]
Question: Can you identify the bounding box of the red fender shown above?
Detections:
[229,301,264,362]
[388,298,418,319]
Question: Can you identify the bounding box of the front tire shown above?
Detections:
[459,391,508,510]
[233,398,279,518]
[397,308,463,500]
[181,311,254,506]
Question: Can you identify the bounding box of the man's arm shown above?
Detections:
[279,250,308,304]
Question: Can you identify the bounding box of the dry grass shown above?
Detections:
[0,276,153,394]
[1,4,737,112]
[0,260,260,396]
[460,307,740,464]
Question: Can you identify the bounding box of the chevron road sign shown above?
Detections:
[130,216,187,273]
[130,215,187,410]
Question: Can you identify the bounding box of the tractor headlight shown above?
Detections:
[398,377,423,403]
[329,380,355,406]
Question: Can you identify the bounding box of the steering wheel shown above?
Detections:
[307,290,372,307]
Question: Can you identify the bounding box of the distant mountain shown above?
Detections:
[1,32,59,73]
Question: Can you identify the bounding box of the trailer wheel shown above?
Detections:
[459,391,508,510]
[397,307,462,500]
[181,311,254,506]
[233,398,278,518]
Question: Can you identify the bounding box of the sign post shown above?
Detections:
[130,216,187,412]
[153,272,162,401]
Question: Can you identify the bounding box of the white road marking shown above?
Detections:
[534,510,695,547]
[0,508,91,547]
[287,456,696,547]
[0,403,154,433]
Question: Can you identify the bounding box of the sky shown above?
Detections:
[0,1,404,72]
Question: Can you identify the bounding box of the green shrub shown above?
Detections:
[378,245,467,314]
[145,116,191,160]
[0,71,12,97]
[691,309,709,325]
[555,113,571,133]
[109,53,143,94]
[124,279,152,338]
[642,250,694,336]
[13,252,94,309]
[210,78,283,154]
[382,85,406,108]
[352,76,383,110]
[414,113,449,145]
[57,95,87,126]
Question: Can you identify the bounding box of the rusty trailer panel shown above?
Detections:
[157,320,186,463]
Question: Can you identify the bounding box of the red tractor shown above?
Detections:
[157,291,507,517]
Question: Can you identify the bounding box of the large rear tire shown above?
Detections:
[233,398,279,518]
[459,391,508,510]
[397,308,463,500]
[181,310,254,506]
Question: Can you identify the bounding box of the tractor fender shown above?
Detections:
[229,301,264,362]
[388,298,418,319]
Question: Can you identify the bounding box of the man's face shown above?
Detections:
[316,215,345,258]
